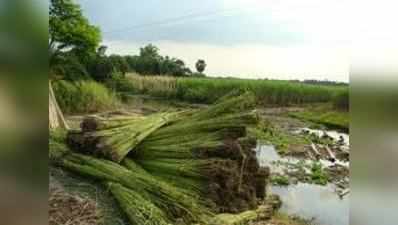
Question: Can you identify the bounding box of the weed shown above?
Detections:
[271,175,290,186]
[310,162,329,185]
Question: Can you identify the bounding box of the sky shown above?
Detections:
[76,0,362,82]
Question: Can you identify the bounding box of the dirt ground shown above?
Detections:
[49,178,102,225]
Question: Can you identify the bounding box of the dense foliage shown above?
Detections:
[49,0,101,71]
[125,44,192,76]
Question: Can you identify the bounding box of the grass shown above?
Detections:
[289,104,349,132]
[53,80,119,114]
[271,175,290,186]
[333,89,349,111]
[248,119,309,154]
[124,74,347,106]
[310,162,329,185]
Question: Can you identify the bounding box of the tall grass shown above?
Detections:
[125,74,347,106]
[53,80,119,114]
[333,89,349,111]
[125,73,177,97]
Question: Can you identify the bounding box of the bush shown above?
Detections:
[53,80,119,114]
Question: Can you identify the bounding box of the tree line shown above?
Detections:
[49,0,206,83]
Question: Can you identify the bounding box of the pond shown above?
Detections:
[256,142,349,225]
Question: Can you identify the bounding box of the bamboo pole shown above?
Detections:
[49,80,69,130]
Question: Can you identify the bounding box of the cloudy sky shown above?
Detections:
[77,0,354,82]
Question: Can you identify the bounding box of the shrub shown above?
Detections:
[53,80,118,114]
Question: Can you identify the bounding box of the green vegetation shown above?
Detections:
[290,104,349,132]
[49,0,102,80]
[333,89,349,111]
[53,80,118,114]
[271,175,290,186]
[305,133,334,146]
[310,163,329,185]
[123,74,347,106]
[248,119,309,154]
[49,0,101,66]
[195,59,207,74]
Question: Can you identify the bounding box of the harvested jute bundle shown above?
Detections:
[50,136,212,224]
[67,112,179,162]
[56,92,269,224]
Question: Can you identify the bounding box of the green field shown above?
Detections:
[124,74,348,107]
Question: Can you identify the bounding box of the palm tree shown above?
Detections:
[195,59,206,74]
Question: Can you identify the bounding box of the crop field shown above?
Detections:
[125,74,348,107]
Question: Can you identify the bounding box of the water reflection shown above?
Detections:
[271,184,349,225]
[255,140,349,225]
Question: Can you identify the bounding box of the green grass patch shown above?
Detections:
[290,104,349,132]
[271,175,290,186]
[53,80,119,114]
[310,162,329,185]
[248,120,309,154]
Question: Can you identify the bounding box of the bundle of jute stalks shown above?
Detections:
[51,92,269,225]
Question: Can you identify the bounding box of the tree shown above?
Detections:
[108,55,129,75]
[97,45,108,57]
[195,59,206,74]
[50,51,90,81]
[139,44,160,59]
[124,44,193,76]
[87,56,115,82]
[49,0,101,66]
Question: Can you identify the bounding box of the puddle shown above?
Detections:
[255,140,349,225]
[255,143,348,170]
[271,184,349,225]
[255,144,281,166]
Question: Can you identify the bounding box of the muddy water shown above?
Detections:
[256,144,349,225]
